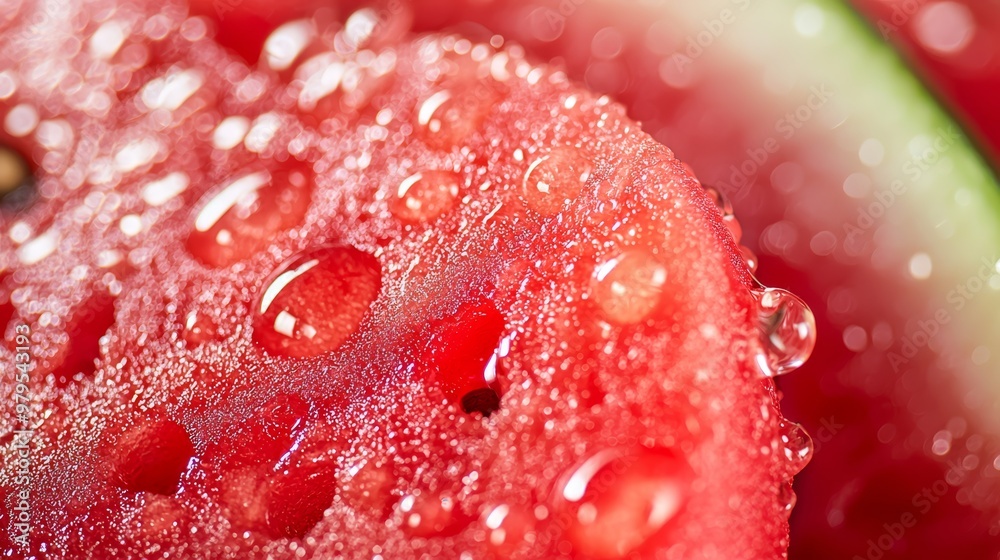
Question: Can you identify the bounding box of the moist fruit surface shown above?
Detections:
[0,1,817,558]
[281,1,1000,558]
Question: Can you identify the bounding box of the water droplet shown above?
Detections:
[702,185,734,216]
[142,172,189,207]
[244,112,282,152]
[292,42,397,117]
[752,288,816,377]
[521,147,592,216]
[140,69,205,112]
[483,504,534,555]
[740,246,758,273]
[183,310,216,345]
[914,2,975,55]
[593,249,668,325]
[4,104,39,137]
[778,421,813,474]
[390,170,461,222]
[342,9,381,50]
[113,137,161,173]
[931,430,953,456]
[723,214,742,243]
[777,481,797,516]
[212,116,251,150]
[558,447,692,558]
[398,491,471,537]
[187,164,313,267]
[908,252,933,280]
[89,20,127,60]
[337,5,412,52]
[253,245,382,357]
[591,27,624,60]
[416,82,500,151]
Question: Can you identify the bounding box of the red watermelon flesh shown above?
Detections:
[0,2,819,558]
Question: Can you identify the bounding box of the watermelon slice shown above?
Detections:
[200,0,1000,556]
[433,0,1000,557]
[0,1,817,558]
[5,0,1000,558]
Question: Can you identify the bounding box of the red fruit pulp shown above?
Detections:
[343,1,1000,558]
[0,2,817,558]
[109,415,196,495]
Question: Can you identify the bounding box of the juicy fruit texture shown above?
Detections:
[109,415,196,495]
[313,0,1000,558]
[0,1,816,559]
[192,0,1000,557]
[412,1,1000,558]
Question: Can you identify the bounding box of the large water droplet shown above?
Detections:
[752,288,816,377]
[482,504,534,555]
[592,249,668,325]
[521,147,592,216]
[778,420,813,475]
[390,170,461,223]
[558,447,692,558]
[253,245,382,357]
[182,309,216,346]
[702,184,734,217]
[263,19,315,72]
[416,81,500,151]
[398,491,471,537]
[187,164,313,267]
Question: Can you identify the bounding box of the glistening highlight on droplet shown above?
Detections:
[779,420,814,475]
[390,170,461,223]
[592,249,669,325]
[187,163,314,267]
[558,447,693,558]
[415,79,502,151]
[752,287,817,377]
[252,245,382,357]
[521,146,592,215]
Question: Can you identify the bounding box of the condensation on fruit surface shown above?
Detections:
[0,1,819,559]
